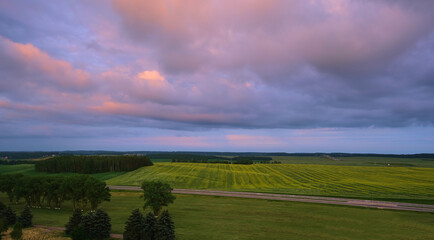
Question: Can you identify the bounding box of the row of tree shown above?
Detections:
[35,155,153,173]
[0,175,110,210]
[123,209,174,240]
[65,209,111,240]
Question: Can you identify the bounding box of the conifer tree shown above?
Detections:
[123,209,145,240]
[18,205,32,228]
[94,209,111,240]
[0,217,7,239]
[81,212,95,238]
[10,222,22,240]
[156,210,175,240]
[65,209,83,235]
[3,206,16,226]
[142,212,157,240]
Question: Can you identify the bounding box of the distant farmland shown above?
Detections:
[107,163,434,200]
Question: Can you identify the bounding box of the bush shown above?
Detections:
[10,222,22,240]
[18,205,32,228]
[155,210,175,240]
[65,209,83,235]
[142,212,156,240]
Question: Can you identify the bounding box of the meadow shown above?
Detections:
[0,164,125,181]
[1,191,434,240]
[107,163,434,201]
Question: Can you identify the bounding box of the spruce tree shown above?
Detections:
[81,212,96,239]
[0,202,5,213]
[142,212,157,240]
[155,210,175,240]
[18,205,32,228]
[94,209,111,240]
[10,222,23,240]
[65,209,83,235]
[0,217,7,239]
[3,206,16,226]
[123,209,145,240]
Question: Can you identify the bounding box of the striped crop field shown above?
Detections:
[107,163,434,200]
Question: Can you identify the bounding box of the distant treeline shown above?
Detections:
[0,174,110,210]
[35,155,153,173]
[0,159,35,165]
[2,151,433,160]
[150,153,229,161]
[170,156,272,165]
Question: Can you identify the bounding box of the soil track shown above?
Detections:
[34,225,123,238]
[109,185,434,213]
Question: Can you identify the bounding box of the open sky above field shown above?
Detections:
[1,1,434,152]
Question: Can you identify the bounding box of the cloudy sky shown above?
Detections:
[1,0,433,153]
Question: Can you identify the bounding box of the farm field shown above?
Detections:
[107,163,434,201]
[269,156,434,167]
[1,191,434,240]
[0,164,126,181]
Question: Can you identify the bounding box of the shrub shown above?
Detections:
[123,209,145,240]
[155,210,175,240]
[10,222,22,240]
[18,205,32,228]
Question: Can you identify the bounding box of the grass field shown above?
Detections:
[0,164,126,181]
[270,156,434,167]
[1,191,434,240]
[106,163,434,200]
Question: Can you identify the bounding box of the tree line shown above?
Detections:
[35,155,153,173]
[0,174,110,210]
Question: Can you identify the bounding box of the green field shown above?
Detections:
[1,191,433,240]
[107,163,434,200]
[270,156,434,167]
[0,164,126,181]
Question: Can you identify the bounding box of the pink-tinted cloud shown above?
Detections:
[112,0,434,76]
[0,36,91,90]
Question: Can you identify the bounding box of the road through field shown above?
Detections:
[109,185,434,213]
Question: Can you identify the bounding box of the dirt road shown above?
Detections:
[109,185,434,213]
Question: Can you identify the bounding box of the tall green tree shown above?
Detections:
[141,181,176,216]
[123,209,145,240]
[84,177,111,210]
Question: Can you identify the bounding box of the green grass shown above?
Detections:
[0,164,126,181]
[270,156,434,167]
[107,163,434,200]
[1,191,433,239]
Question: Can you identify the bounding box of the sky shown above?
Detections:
[0,0,433,153]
